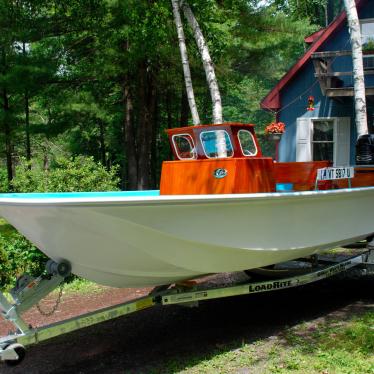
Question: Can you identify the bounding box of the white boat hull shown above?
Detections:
[0,188,373,287]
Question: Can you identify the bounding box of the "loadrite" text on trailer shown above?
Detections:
[249,280,292,293]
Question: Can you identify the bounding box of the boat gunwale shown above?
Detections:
[0,186,373,207]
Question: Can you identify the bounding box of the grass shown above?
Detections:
[60,278,105,294]
[156,311,374,374]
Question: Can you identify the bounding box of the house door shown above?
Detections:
[296,117,351,166]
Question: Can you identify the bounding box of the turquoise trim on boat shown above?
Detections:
[0,190,160,199]
[276,183,294,192]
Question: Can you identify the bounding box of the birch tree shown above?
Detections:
[343,0,368,137]
[181,0,223,125]
[171,0,200,125]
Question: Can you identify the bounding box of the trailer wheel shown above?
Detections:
[4,344,26,366]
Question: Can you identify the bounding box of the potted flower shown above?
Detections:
[363,38,374,53]
[363,38,374,70]
[265,122,286,141]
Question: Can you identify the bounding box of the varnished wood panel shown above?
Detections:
[160,158,275,195]
[275,163,374,190]
[274,161,331,191]
[336,167,374,188]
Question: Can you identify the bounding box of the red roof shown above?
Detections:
[304,29,326,44]
[261,0,367,111]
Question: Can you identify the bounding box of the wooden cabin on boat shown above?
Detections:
[261,0,374,166]
[160,123,332,194]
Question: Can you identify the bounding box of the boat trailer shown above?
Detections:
[1,248,373,366]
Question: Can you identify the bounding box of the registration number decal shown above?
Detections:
[317,167,354,181]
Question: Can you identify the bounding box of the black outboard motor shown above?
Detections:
[356,134,374,165]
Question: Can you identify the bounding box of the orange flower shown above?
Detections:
[265,122,286,134]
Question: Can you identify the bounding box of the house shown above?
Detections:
[261,0,374,166]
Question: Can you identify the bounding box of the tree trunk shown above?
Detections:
[343,0,368,137]
[171,0,200,125]
[137,62,156,190]
[151,94,159,188]
[43,153,49,171]
[146,72,157,187]
[167,89,174,159]
[181,0,223,124]
[23,42,31,163]
[25,90,31,162]
[137,63,148,190]
[324,3,328,27]
[3,89,13,183]
[122,80,138,190]
[180,84,189,126]
[98,120,106,166]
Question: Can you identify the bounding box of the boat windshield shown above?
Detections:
[200,130,233,158]
[238,130,257,156]
[172,134,197,160]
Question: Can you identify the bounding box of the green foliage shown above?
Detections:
[363,38,374,51]
[275,0,344,27]
[11,156,120,193]
[0,245,11,288]
[0,230,47,290]
[0,168,9,192]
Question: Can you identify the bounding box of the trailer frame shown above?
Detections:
[0,249,373,366]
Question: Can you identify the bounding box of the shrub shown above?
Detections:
[1,156,120,290]
[0,245,11,288]
[0,232,48,290]
[0,168,9,192]
[12,156,120,192]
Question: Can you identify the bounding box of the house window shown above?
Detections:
[360,19,374,69]
[296,117,350,166]
[312,120,334,162]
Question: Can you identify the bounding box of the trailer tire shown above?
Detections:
[4,344,26,366]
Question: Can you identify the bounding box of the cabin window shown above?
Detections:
[312,120,334,162]
[172,134,197,160]
[361,19,374,69]
[238,130,257,156]
[200,130,234,158]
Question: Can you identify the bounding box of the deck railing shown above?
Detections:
[311,50,374,98]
